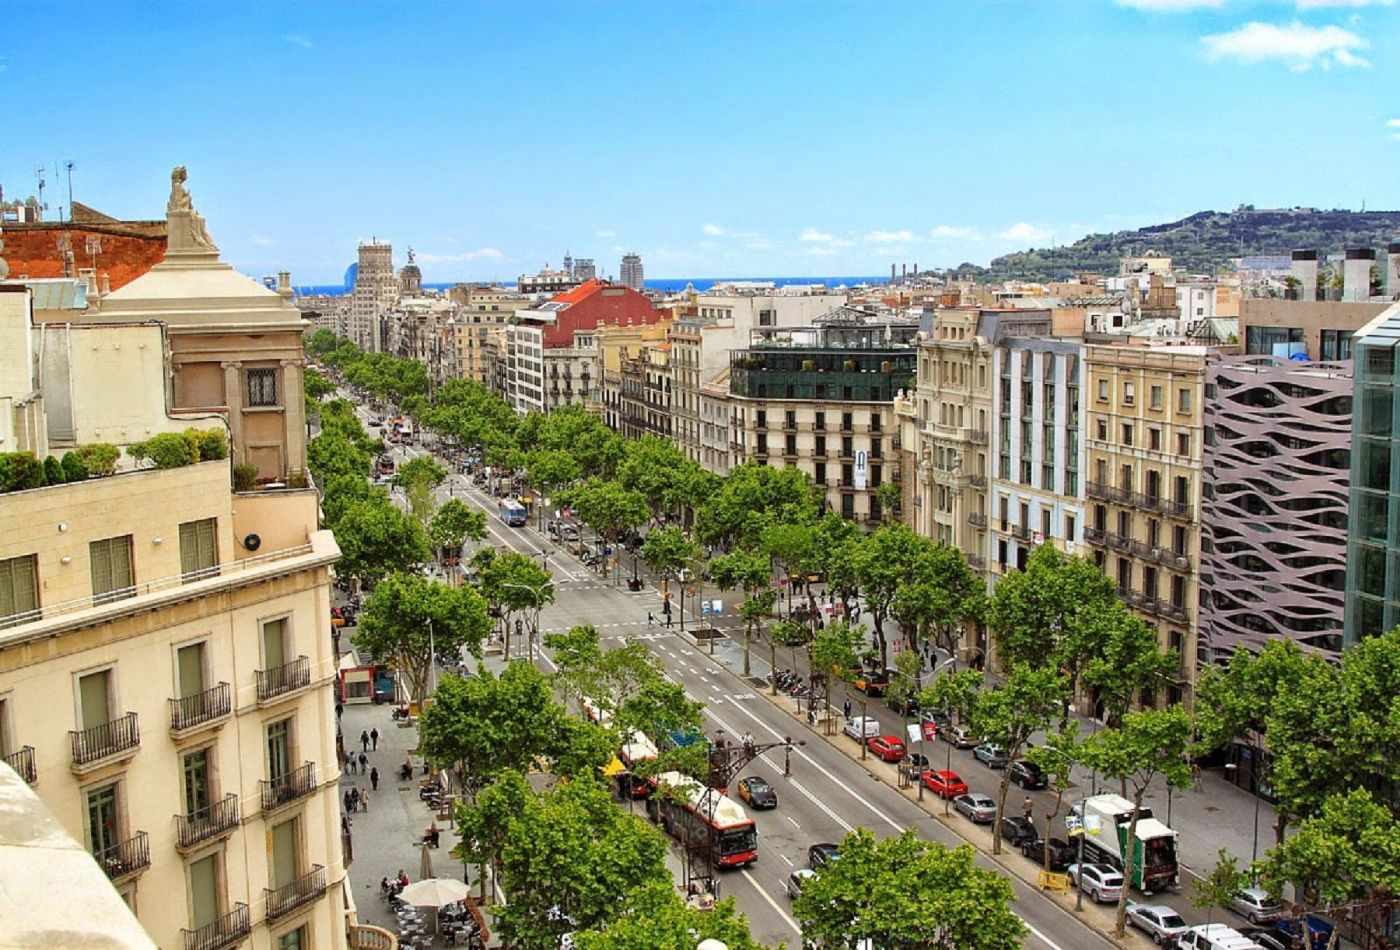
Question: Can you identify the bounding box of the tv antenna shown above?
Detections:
[64,161,74,223]
[35,166,47,219]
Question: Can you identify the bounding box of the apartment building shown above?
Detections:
[1083,345,1206,705]
[506,279,669,415]
[0,263,349,950]
[1238,247,1397,359]
[383,295,457,387]
[597,321,672,438]
[1345,301,1400,646]
[1200,355,1353,664]
[988,338,1087,578]
[727,320,916,523]
[445,285,532,385]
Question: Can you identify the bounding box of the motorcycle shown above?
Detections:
[391,705,410,721]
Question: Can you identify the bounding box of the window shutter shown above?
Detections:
[13,558,36,616]
[112,537,133,591]
[198,519,216,572]
[90,539,112,597]
[180,522,198,578]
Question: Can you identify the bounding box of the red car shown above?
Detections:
[921,769,969,799]
[866,735,907,762]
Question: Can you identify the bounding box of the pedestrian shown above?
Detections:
[647,611,654,627]
[360,730,370,752]
[370,727,379,751]
[370,766,380,791]
[843,699,852,720]
[343,788,353,813]
[1023,796,1034,820]
[1191,761,1203,792]
[349,786,360,811]
[360,788,370,812]
[335,701,344,719]
[358,751,368,773]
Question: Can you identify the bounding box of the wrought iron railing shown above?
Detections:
[264,864,327,920]
[69,712,140,766]
[260,761,317,812]
[169,683,231,732]
[176,793,241,850]
[967,513,988,528]
[181,903,250,950]
[256,656,311,701]
[3,745,36,784]
[95,831,149,882]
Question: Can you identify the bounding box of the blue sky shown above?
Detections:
[2,1,1397,283]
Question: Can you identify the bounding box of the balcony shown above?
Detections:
[892,469,903,483]
[256,656,311,704]
[1152,599,1190,624]
[182,903,251,950]
[265,864,327,921]
[1084,526,1106,545]
[169,682,232,737]
[968,429,988,445]
[891,436,902,450]
[260,761,317,813]
[3,745,36,784]
[95,831,150,884]
[1106,532,1132,553]
[176,793,241,851]
[1086,481,1111,500]
[967,513,988,528]
[967,554,986,570]
[69,712,140,773]
[1009,524,1031,541]
[968,474,987,488]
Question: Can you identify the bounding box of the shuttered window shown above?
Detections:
[0,555,39,628]
[89,536,134,605]
[179,518,218,581]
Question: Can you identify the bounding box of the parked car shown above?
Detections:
[1127,902,1190,946]
[1019,836,1076,872]
[1273,914,1334,946]
[1237,928,1292,950]
[1068,863,1124,904]
[843,716,881,741]
[1009,760,1048,789]
[736,776,777,810]
[1179,923,1271,950]
[786,868,815,900]
[887,692,920,716]
[999,816,1039,847]
[922,709,953,733]
[952,793,998,823]
[973,743,1009,769]
[941,724,981,749]
[866,735,907,762]
[854,672,888,697]
[900,753,933,781]
[1229,887,1284,924]
[921,769,969,799]
[808,842,840,869]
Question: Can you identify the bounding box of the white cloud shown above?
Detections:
[864,229,915,243]
[1385,118,1400,127]
[1115,0,1223,10]
[929,225,981,240]
[281,33,314,48]
[800,228,836,243]
[249,233,274,246]
[804,246,837,257]
[998,222,1054,243]
[1201,21,1370,70]
[746,240,775,251]
[701,223,726,237]
[414,247,503,263]
[595,229,616,238]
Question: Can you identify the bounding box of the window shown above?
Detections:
[784,434,797,456]
[1121,423,1134,447]
[842,436,853,457]
[0,554,38,627]
[78,668,115,731]
[784,410,796,429]
[270,817,300,890]
[190,854,222,934]
[1177,432,1191,457]
[177,642,208,699]
[90,535,134,605]
[1172,525,1187,556]
[183,747,211,817]
[871,465,882,488]
[815,435,827,457]
[1065,513,1077,539]
[841,463,853,487]
[871,438,882,459]
[1150,385,1163,410]
[841,494,855,519]
[1041,508,1052,539]
[814,462,826,486]
[755,434,767,455]
[266,718,292,784]
[1097,379,1108,402]
[755,410,766,429]
[1174,475,1190,505]
[247,368,279,407]
[1177,388,1191,414]
[1149,427,1161,451]
[262,618,289,670]
[1123,382,1136,406]
[86,782,122,857]
[841,412,853,431]
[179,519,218,582]
[814,411,825,431]
[870,413,881,432]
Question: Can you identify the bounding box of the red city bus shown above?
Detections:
[652,771,757,868]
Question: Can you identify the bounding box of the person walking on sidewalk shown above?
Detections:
[370,766,380,791]
[360,730,370,752]
[843,699,852,721]
[370,727,379,751]
[358,751,368,773]
[1022,796,1034,821]
[360,788,370,812]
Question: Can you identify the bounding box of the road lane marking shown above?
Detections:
[786,816,801,829]
[739,869,799,934]
[779,854,793,867]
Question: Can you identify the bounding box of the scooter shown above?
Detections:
[391,705,410,721]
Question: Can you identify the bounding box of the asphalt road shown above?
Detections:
[348,411,1131,950]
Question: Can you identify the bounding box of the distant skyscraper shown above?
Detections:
[573,258,596,281]
[620,252,644,292]
[352,240,396,351]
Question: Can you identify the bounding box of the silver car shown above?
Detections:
[952,792,998,823]
[1229,886,1283,924]
[786,868,815,900]
[1068,863,1124,904]
[1126,901,1189,945]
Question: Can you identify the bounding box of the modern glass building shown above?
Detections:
[1345,303,1400,646]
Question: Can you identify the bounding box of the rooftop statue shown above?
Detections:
[167,165,218,252]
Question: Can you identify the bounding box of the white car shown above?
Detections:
[843,715,880,741]
[786,868,815,899]
[1127,901,1190,945]
[1068,863,1123,903]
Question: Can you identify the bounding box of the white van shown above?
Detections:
[1176,923,1266,950]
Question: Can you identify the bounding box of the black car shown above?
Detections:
[999,816,1039,847]
[887,692,920,716]
[1009,760,1048,790]
[808,842,840,870]
[900,753,932,781]
[1019,836,1076,872]
[737,776,778,810]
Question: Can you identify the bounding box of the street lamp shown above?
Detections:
[498,579,550,661]
[1223,759,1262,865]
[1069,819,1101,912]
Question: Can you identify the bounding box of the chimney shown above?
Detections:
[1291,249,1318,301]
[277,270,293,299]
[1343,248,1376,302]
[1387,242,1400,298]
[99,272,110,295]
[891,264,896,282]
[78,267,98,296]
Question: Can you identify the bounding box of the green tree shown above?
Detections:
[453,768,531,902]
[919,668,984,815]
[710,548,772,677]
[543,624,604,711]
[616,435,691,522]
[1191,849,1250,929]
[760,521,817,613]
[427,498,487,562]
[420,661,569,796]
[571,880,765,950]
[1078,705,1195,936]
[638,525,701,584]
[853,523,932,671]
[1080,606,1178,729]
[355,572,491,703]
[792,829,1025,950]
[1025,721,1081,870]
[477,551,554,659]
[874,481,903,523]
[694,460,821,550]
[969,664,1069,853]
[334,494,430,586]
[525,448,582,526]
[566,477,649,583]
[492,776,672,950]
[392,455,448,527]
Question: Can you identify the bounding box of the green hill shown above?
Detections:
[971,207,1400,281]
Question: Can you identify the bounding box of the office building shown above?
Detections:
[620,253,644,293]
[349,242,396,352]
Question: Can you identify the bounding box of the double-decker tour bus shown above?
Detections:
[651,771,758,869]
[618,730,660,798]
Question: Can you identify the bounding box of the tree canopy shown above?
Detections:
[355,571,490,703]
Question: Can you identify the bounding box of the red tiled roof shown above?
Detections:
[541,280,669,347]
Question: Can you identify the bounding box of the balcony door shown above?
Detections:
[267,719,291,784]
[190,854,220,931]
[184,748,211,816]
[86,783,120,855]
[177,642,207,699]
[78,669,113,732]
